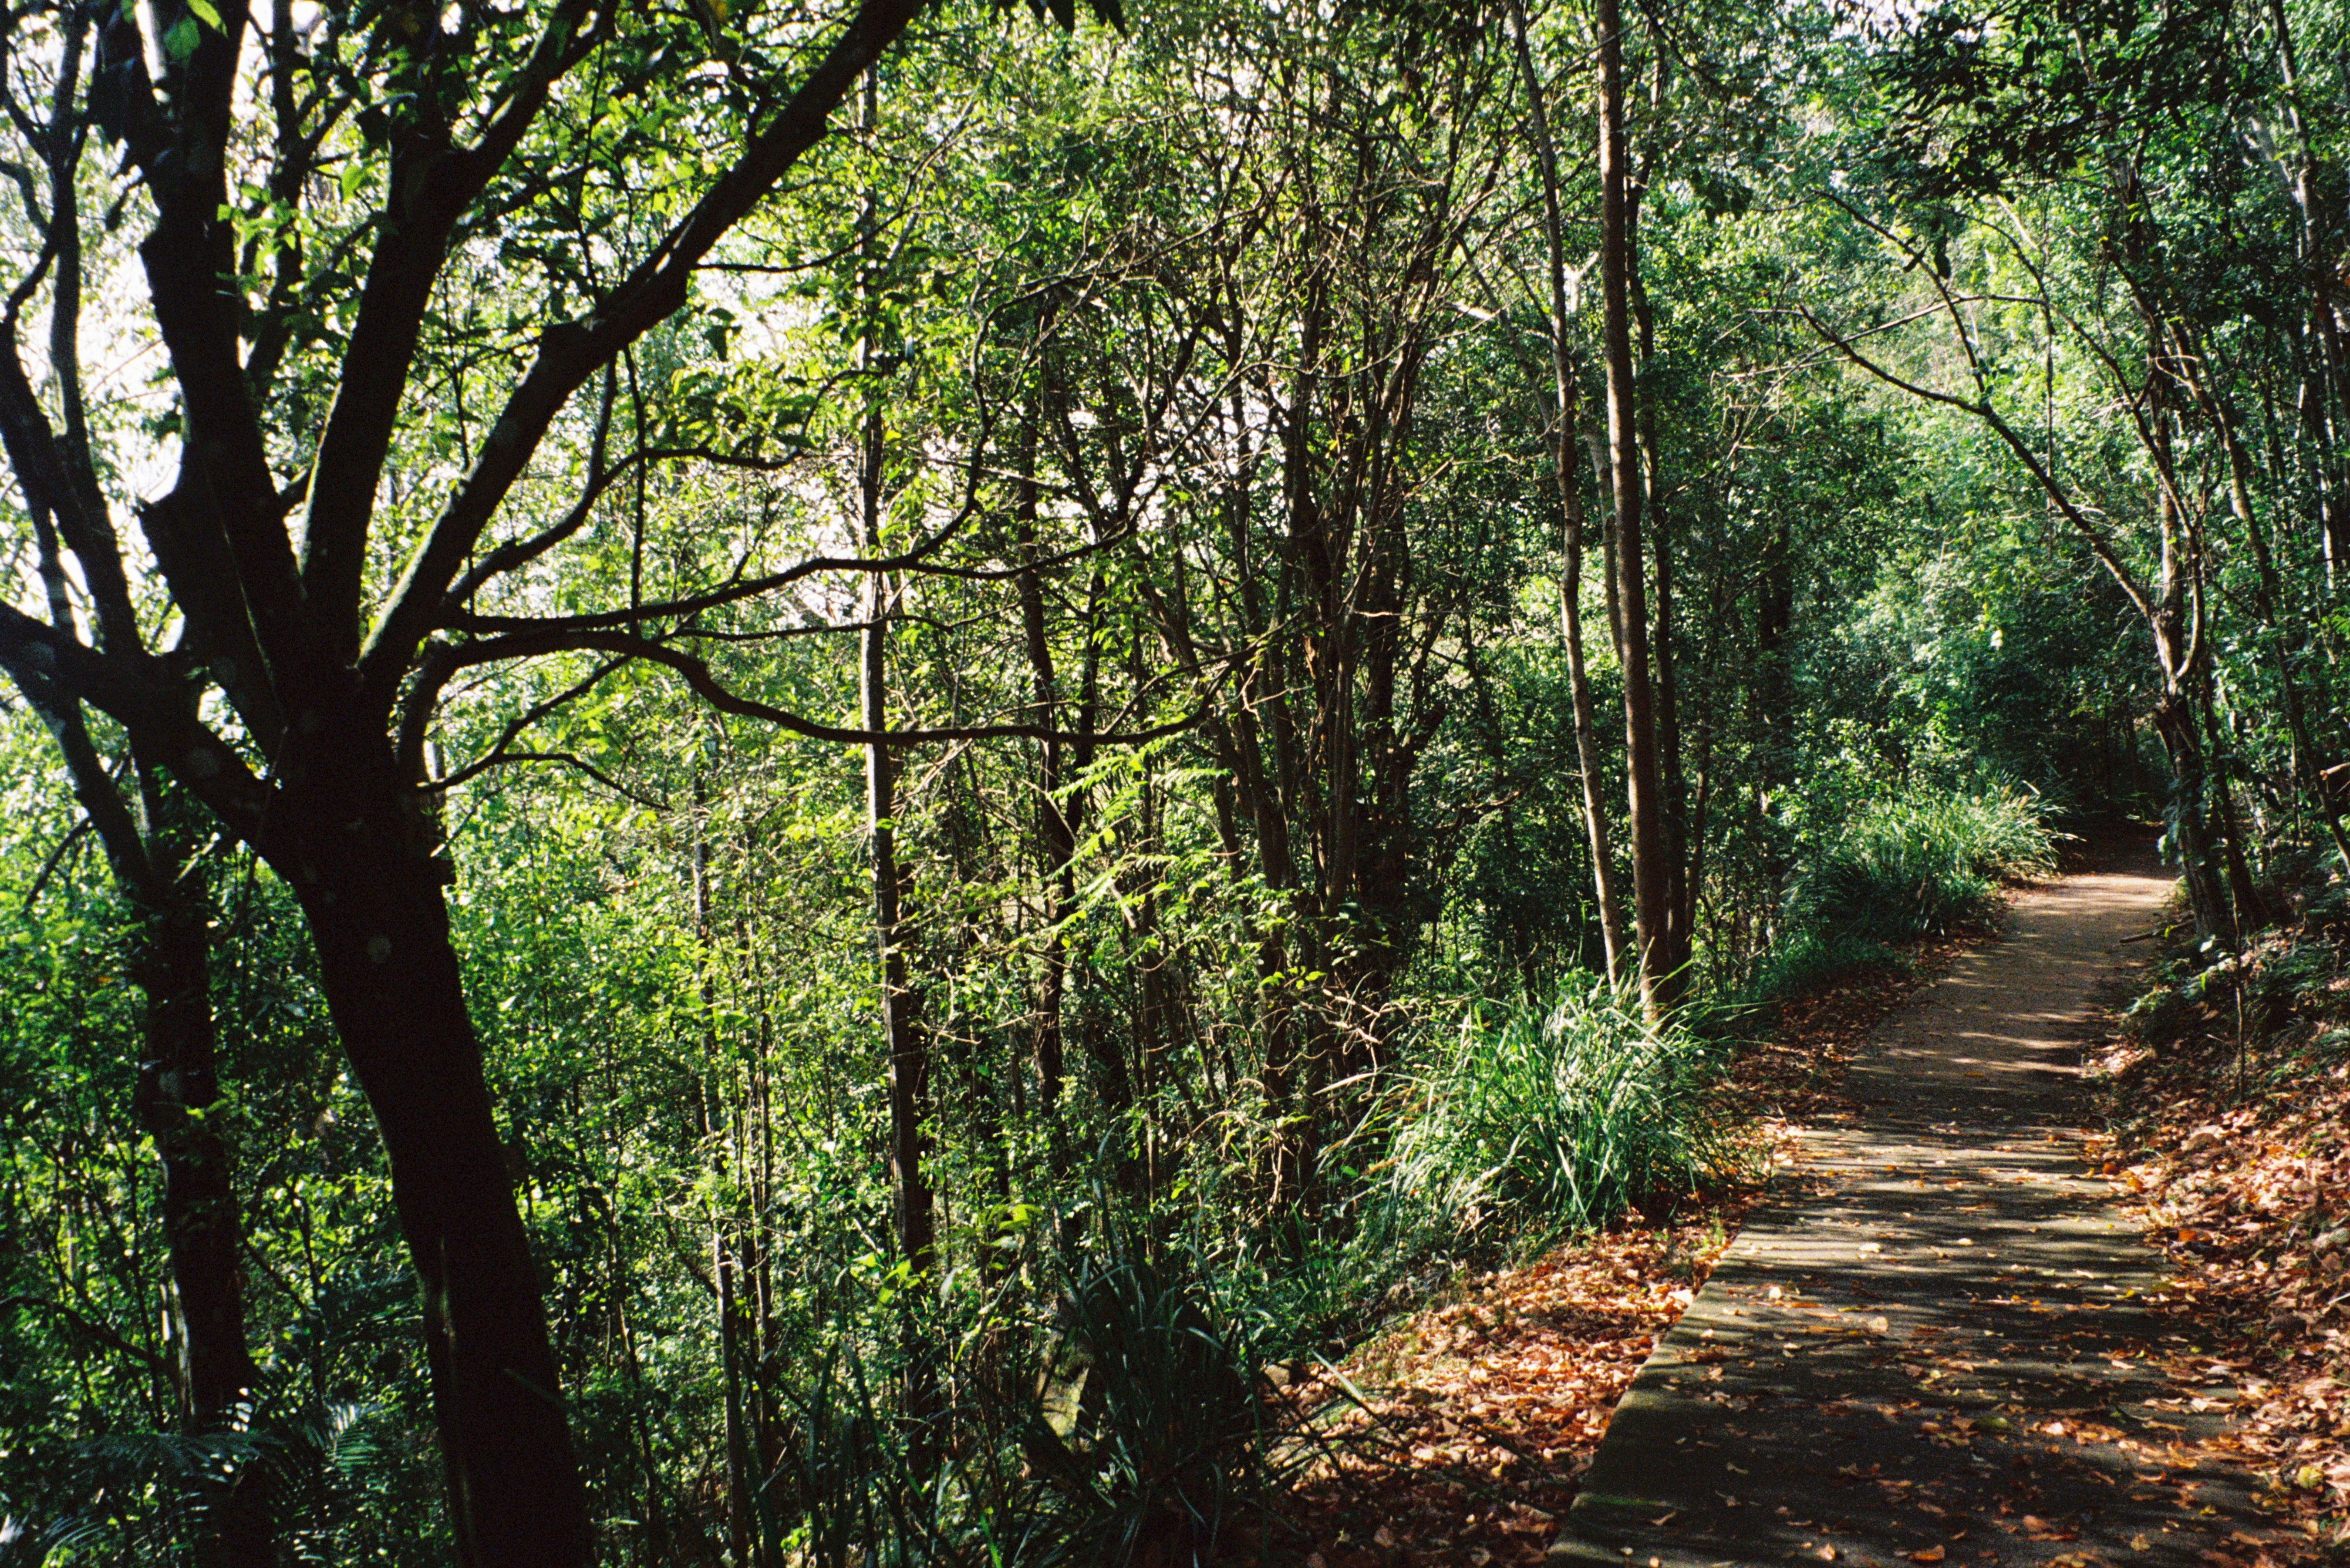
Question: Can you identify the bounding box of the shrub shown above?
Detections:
[774,1240,1271,1568]
[1802,783,2057,942]
[1012,1248,1268,1567]
[1386,978,1738,1242]
[1743,929,1904,1003]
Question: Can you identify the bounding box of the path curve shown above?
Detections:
[1550,849,2276,1568]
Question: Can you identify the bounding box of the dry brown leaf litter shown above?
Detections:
[2086,926,2350,1562]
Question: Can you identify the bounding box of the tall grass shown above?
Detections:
[1386,978,1738,1243]
[1800,782,2057,943]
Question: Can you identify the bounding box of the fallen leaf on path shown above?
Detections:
[1909,1546,1946,1563]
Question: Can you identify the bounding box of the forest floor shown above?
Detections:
[1245,843,2339,1568]
[2080,919,2350,1559]
[1236,931,1990,1568]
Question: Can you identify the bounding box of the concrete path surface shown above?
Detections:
[1551,851,2277,1568]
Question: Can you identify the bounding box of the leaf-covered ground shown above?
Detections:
[2087,925,2350,1562]
[1237,932,1988,1568]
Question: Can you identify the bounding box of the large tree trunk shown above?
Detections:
[278,726,587,1568]
[1595,0,1679,1016]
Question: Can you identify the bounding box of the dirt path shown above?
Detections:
[1550,850,2288,1568]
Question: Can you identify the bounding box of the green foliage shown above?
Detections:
[1743,930,1907,1003]
[1800,781,2058,943]
[1830,535,2156,815]
[7,0,2341,1550]
[1874,0,2239,201]
[1386,980,1740,1244]
[766,1240,1269,1568]
[1008,1247,1268,1566]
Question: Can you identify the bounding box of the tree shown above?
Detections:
[0,0,1116,1555]
[1507,0,1629,988]
[1807,0,2337,937]
[1595,0,1678,1014]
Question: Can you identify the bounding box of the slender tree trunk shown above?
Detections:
[1648,458,1689,979]
[693,793,758,1568]
[2262,0,2350,577]
[1559,503,1628,983]
[2190,342,2350,873]
[1596,0,1677,1016]
[609,1169,669,1559]
[851,69,935,1455]
[1508,0,1628,985]
[1755,517,1794,908]
[1632,273,1691,985]
[716,1224,755,1568]
[865,535,937,1463]
[129,871,247,1430]
[2200,689,2266,929]
[1014,396,1071,1121]
[129,816,269,1567]
[2139,343,2237,945]
[860,378,936,1483]
[2149,694,2232,942]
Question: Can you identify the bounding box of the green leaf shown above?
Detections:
[185,0,222,28]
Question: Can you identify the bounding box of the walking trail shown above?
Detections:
[1551,849,2280,1568]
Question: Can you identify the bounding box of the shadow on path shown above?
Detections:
[1551,849,2279,1568]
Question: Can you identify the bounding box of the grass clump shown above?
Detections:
[1803,782,2057,942]
[1388,978,1737,1243]
[1743,929,1905,1003]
